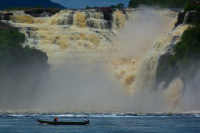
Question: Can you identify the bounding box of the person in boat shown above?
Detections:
[54,117,58,122]
[84,117,88,122]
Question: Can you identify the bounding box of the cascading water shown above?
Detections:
[0,8,189,112]
[183,12,189,24]
[133,24,188,91]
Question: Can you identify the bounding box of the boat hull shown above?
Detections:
[37,119,89,125]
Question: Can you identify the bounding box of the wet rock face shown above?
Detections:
[96,7,112,12]
[24,8,61,17]
[0,13,14,20]
[23,7,129,20]
[174,0,200,27]
[0,22,18,31]
[175,12,186,26]
[103,10,114,21]
[156,36,181,88]
[157,36,180,70]
[157,53,172,68]
[175,11,195,26]
[156,52,173,88]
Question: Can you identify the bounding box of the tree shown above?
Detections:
[116,3,124,8]
[110,5,116,8]
[128,0,192,8]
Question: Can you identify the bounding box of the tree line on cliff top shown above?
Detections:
[128,0,192,8]
[156,3,200,88]
[86,3,125,9]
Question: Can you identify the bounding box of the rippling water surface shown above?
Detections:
[0,113,200,132]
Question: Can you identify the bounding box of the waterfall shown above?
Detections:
[0,8,186,112]
[41,9,50,17]
[133,24,188,91]
[183,12,189,24]
[2,9,131,66]
[1,8,178,88]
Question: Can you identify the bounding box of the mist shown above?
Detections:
[115,8,175,59]
[31,8,176,113]
[181,70,200,112]
[0,8,187,113]
[31,61,134,112]
[0,58,48,111]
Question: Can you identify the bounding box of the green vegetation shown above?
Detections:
[86,3,124,9]
[0,26,49,97]
[0,29,48,69]
[156,4,200,86]
[86,6,90,9]
[110,3,124,8]
[128,0,192,8]
[184,4,197,11]
[6,7,32,10]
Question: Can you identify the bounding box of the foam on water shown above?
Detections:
[1,111,200,118]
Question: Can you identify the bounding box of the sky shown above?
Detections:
[51,0,130,9]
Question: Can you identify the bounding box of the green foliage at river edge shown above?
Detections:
[0,28,48,74]
[0,27,49,107]
[156,4,200,87]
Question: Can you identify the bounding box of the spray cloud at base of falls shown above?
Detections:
[0,8,194,112]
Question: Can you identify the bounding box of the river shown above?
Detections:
[1,113,200,132]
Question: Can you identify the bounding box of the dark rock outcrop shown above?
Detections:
[0,13,13,20]
[96,7,111,12]
[157,36,180,69]
[0,22,18,31]
[175,11,195,26]
[157,53,172,67]
[24,8,60,14]
[24,8,61,17]
[94,7,129,21]
[174,12,186,26]
[156,36,181,88]
[103,10,114,21]
[174,1,200,27]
